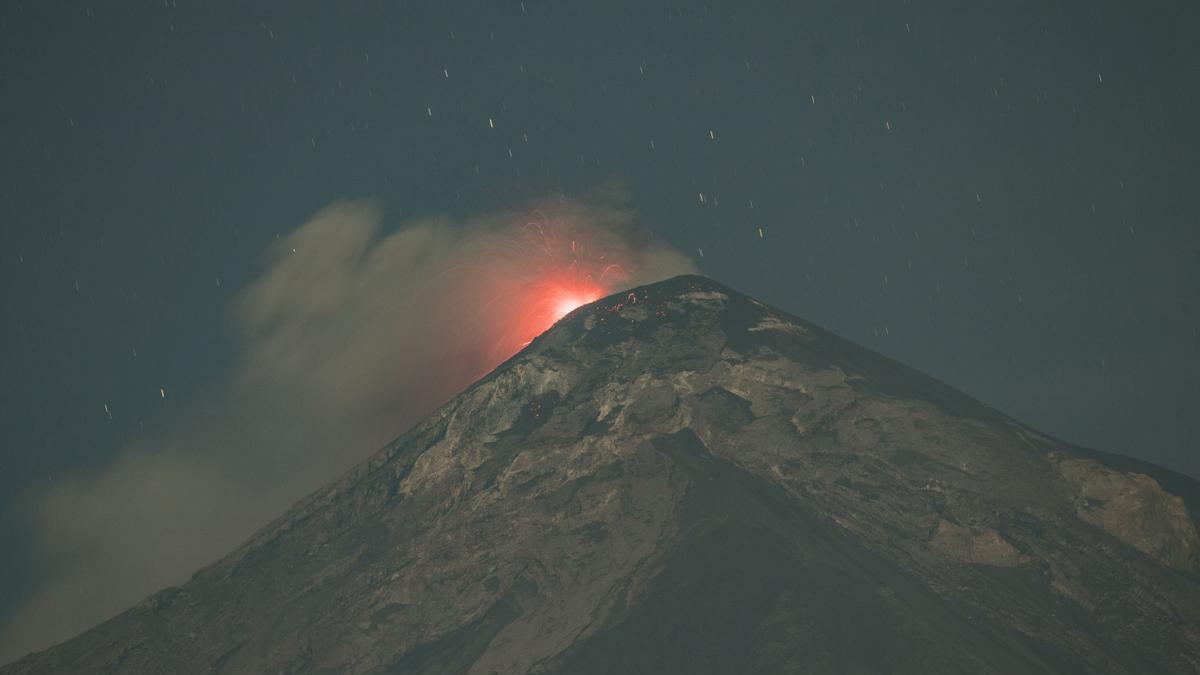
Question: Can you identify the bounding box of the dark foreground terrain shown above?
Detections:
[5,275,1199,674]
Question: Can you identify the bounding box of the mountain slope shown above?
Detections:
[4,275,1199,674]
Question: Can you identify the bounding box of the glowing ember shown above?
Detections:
[373,200,697,393]
[552,288,603,323]
[452,214,631,370]
[511,275,606,349]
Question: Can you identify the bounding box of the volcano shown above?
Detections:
[4,275,1199,674]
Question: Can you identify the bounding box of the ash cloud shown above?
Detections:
[0,194,696,661]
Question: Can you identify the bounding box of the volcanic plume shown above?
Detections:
[0,196,696,662]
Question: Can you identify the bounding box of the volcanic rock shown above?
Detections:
[4,275,1199,674]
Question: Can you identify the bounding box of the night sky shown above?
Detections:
[2,0,1198,657]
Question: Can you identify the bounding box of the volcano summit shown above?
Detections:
[4,275,1199,674]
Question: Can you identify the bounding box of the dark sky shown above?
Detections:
[1,0,1198,654]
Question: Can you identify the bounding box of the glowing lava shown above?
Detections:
[553,289,598,319]
[392,203,693,387]
[499,271,608,357]
[481,220,627,360]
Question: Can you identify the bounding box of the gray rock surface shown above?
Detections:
[4,274,1199,674]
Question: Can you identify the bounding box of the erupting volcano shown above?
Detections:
[7,275,1199,674]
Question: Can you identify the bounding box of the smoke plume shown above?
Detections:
[0,193,696,660]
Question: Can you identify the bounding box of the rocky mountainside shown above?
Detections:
[4,275,1199,674]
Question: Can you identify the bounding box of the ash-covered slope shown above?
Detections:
[5,275,1200,674]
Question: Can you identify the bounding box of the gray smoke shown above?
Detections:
[0,193,696,661]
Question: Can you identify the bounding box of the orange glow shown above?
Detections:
[457,214,630,370]
[552,288,603,324]
[523,277,605,340]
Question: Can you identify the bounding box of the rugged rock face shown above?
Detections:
[4,275,1199,674]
